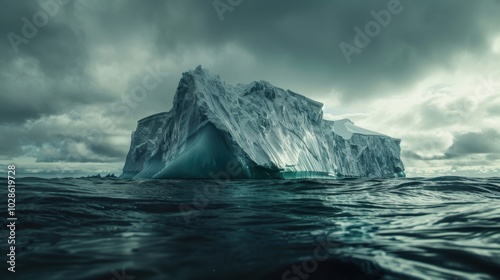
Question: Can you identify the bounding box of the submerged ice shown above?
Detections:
[121,66,405,179]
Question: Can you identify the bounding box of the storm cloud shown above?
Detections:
[1,0,499,176]
[446,130,500,158]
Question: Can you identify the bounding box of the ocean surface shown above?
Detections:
[2,176,500,280]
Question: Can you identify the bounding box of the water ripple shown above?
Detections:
[8,176,500,280]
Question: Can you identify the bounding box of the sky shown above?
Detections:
[0,0,499,177]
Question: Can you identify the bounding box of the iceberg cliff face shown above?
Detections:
[121,66,405,179]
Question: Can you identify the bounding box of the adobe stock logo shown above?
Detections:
[213,0,243,22]
[7,0,70,54]
[281,234,341,280]
[110,268,135,280]
[474,76,500,98]
[339,0,412,64]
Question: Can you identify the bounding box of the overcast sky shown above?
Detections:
[1,0,499,177]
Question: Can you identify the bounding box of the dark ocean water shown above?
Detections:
[2,176,500,280]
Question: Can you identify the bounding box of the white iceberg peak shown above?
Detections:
[121,67,405,179]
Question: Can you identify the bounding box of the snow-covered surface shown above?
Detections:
[121,66,405,179]
[333,119,388,140]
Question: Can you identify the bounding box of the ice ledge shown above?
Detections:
[333,119,388,140]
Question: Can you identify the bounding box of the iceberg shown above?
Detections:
[121,66,405,179]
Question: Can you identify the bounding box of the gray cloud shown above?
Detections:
[144,0,500,100]
[0,0,499,176]
[15,0,497,101]
[0,0,114,124]
[445,130,500,158]
[401,129,500,164]
[0,126,24,159]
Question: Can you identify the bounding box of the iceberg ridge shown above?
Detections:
[121,66,405,179]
